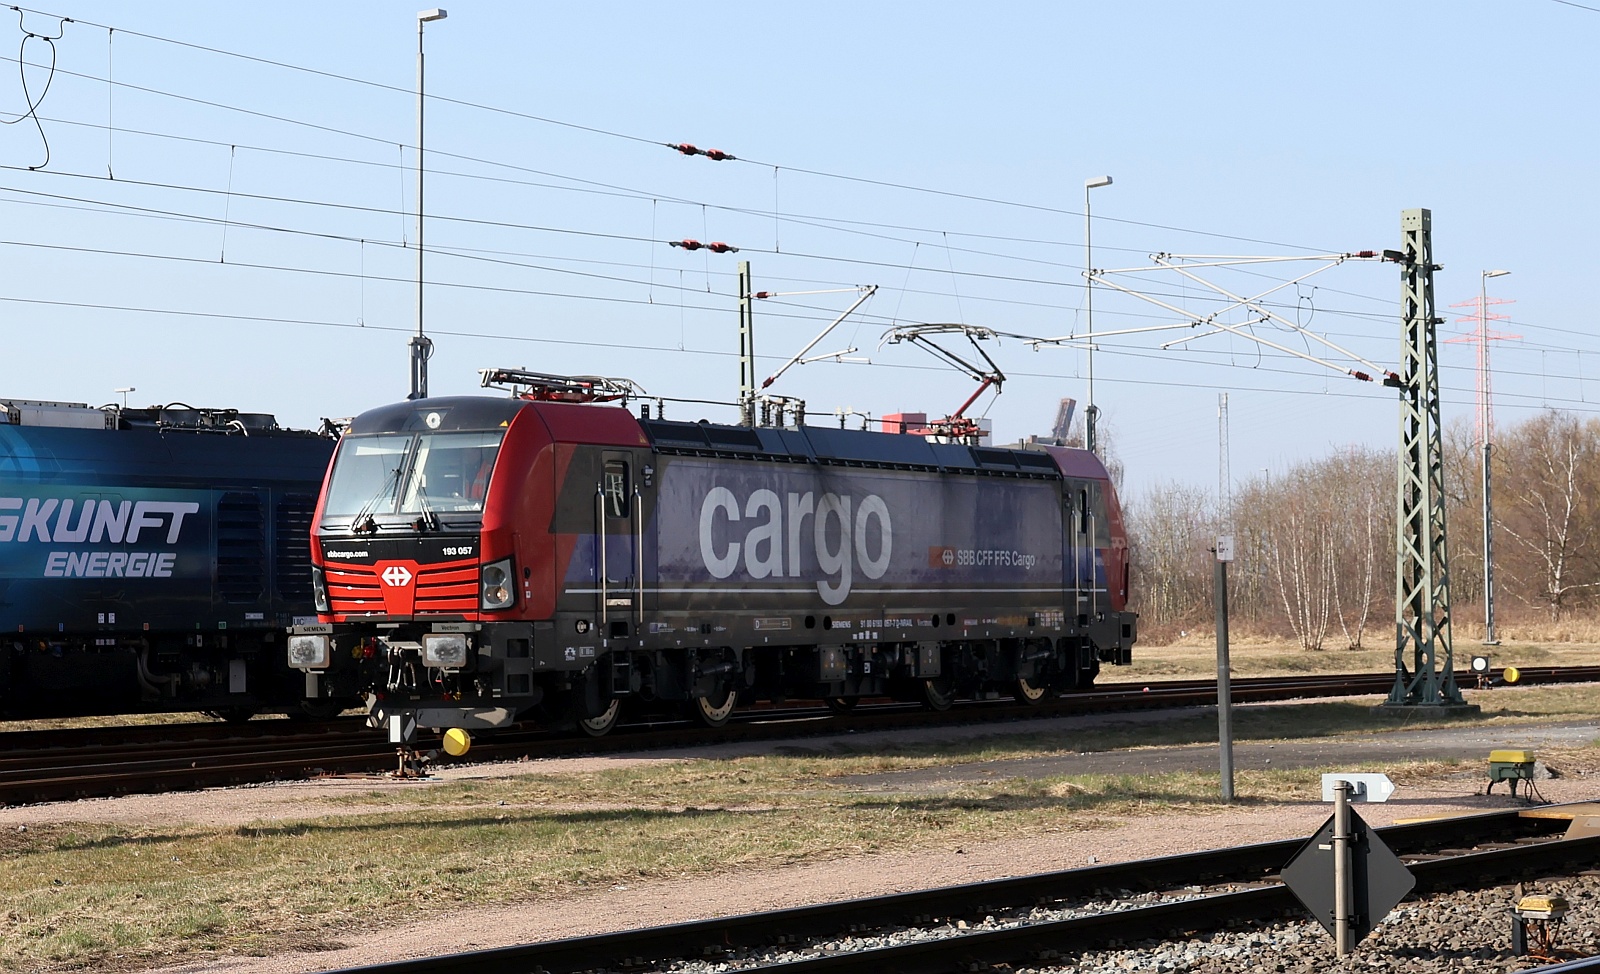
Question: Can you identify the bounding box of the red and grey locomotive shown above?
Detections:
[292,370,1137,737]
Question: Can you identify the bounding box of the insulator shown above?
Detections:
[706,242,738,253]
[671,142,700,156]
[703,149,735,161]
[670,239,703,250]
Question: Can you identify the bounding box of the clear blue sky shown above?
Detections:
[0,1,1590,501]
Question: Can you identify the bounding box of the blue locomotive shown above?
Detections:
[0,398,337,720]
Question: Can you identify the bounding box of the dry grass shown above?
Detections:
[1137,608,1600,648]
[4,682,1599,971]
[0,767,1253,969]
[0,712,287,735]
[1124,639,1600,682]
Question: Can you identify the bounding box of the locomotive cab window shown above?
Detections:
[323,429,505,524]
[603,460,630,519]
[404,431,503,513]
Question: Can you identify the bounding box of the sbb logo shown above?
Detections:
[381,565,414,587]
[698,486,891,605]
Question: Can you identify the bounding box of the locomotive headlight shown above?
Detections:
[312,566,329,613]
[422,632,469,669]
[480,558,515,610]
[287,634,330,669]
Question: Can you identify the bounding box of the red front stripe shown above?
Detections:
[325,557,478,616]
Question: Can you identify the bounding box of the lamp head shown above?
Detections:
[418,8,448,22]
[1085,175,1113,190]
[1483,268,1510,279]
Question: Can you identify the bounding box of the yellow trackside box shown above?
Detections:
[1517,895,1569,920]
[1488,750,1537,795]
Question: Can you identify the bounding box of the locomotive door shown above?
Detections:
[596,452,643,637]
[1067,481,1098,621]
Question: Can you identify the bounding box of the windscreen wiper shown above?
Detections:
[413,484,441,532]
[349,467,402,533]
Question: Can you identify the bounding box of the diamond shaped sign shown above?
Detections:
[1281,808,1416,945]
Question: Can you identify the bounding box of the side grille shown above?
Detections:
[217,491,265,604]
[274,493,316,603]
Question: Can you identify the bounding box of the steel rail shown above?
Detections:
[318,808,1592,974]
[1,665,1594,806]
[1528,956,1600,972]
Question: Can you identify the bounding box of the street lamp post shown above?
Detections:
[1481,268,1510,645]
[410,8,448,401]
[1083,175,1112,454]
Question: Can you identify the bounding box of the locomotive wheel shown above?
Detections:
[823,696,859,714]
[689,686,738,728]
[1013,677,1049,706]
[204,707,258,724]
[920,678,955,712]
[292,699,348,721]
[576,698,621,738]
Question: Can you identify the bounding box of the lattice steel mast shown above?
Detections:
[1385,208,1466,708]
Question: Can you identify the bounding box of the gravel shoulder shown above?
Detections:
[7,704,1593,974]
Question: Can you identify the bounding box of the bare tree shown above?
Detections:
[1326,450,1389,649]
[1495,410,1600,618]
[1262,481,1334,651]
[1440,419,1484,607]
[1124,481,1214,629]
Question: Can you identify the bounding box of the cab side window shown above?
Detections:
[1088,483,1111,547]
[603,460,630,519]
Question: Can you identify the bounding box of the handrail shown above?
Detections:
[634,484,644,627]
[596,484,607,627]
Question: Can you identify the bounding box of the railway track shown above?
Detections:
[1,665,1594,806]
[319,804,1600,974]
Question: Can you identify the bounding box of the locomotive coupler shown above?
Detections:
[395,745,429,778]
[388,712,429,778]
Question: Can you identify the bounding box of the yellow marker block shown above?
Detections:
[1490,750,1535,764]
[1504,666,1521,684]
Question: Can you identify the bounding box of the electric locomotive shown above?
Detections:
[295,369,1137,738]
[0,397,338,720]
